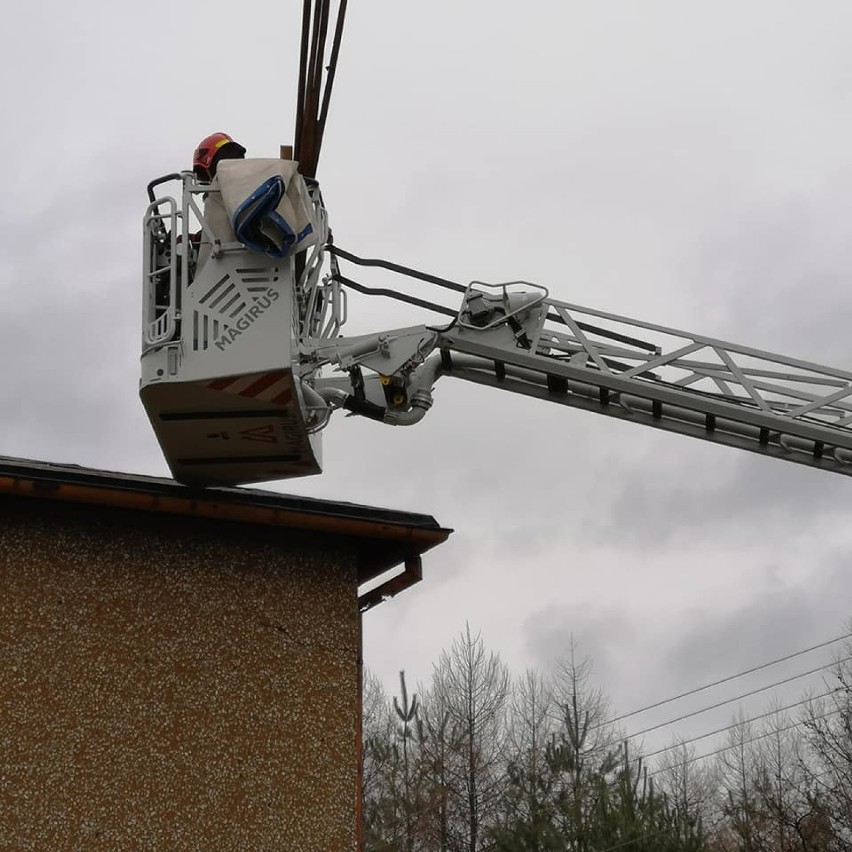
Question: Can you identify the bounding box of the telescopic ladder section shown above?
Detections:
[437,282,852,477]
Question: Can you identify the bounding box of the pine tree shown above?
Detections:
[393,671,421,852]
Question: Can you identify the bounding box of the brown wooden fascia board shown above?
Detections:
[0,475,451,551]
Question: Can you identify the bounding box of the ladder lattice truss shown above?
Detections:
[440,293,852,476]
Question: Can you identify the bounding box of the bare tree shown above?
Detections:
[547,642,619,851]
[419,680,464,851]
[801,645,852,850]
[508,669,554,765]
[655,739,720,837]
[750,702,819,852]
[507,668,555,826]
[432,623,511,852]
[487,668,559,850]
[717,714,768,852]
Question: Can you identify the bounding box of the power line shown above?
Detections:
[622,653,852,743]
[364,634,852,849]
[647,704,842,779]
[610,630,852,726]
[642,686,840,761]
[365,702,848,851]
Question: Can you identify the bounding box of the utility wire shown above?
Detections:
[621,653,852,743]
[365,633,852,849]
[642,686,840,761]
[609,630,852,727]
[647,704,842,779]
[365,699,847,851]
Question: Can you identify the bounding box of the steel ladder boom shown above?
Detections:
[434,286,852,477]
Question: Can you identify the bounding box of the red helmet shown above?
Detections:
[192,132,246,181]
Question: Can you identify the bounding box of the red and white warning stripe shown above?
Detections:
[203,370,293,406]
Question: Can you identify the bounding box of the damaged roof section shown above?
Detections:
[0,456,451,611]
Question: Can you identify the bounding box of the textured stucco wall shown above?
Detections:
[0,496,360,850]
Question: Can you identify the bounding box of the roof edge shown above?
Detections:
[0,457,452,549]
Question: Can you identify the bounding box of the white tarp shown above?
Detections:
[216,159,317,258]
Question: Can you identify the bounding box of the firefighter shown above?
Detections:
[192,132,246,182]
[191,133,246,272]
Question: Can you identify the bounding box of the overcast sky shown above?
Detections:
[4,0,852,758]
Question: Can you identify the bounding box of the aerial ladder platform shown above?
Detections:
[439,284,852,476]
[140,163,852,487]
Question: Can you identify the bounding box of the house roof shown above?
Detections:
[0,456,451,610]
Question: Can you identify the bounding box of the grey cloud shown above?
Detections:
[0,166,159,471]
[663,579,845,693]
[598,450,851,548]
[7,0,852,724]
[523,601,636,689]
[521,554,852,735]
